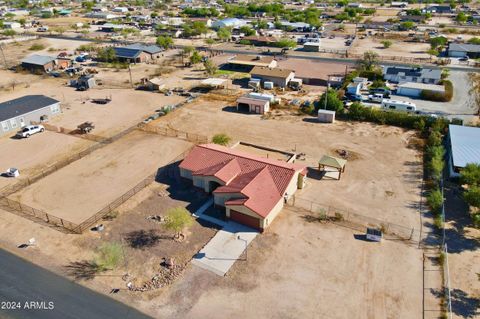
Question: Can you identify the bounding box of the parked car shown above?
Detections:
[368,93,384,103]
[37,26,49,32]
[459,56,469,62]
[369,88,391,98]
[16,125,45,138]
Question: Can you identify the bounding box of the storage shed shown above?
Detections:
[236,96,270,114]
[396,82,445,98]
[317,109,335,123]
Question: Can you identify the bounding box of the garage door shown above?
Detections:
[230,210,261,230]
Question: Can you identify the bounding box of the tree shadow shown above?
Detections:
[124,229,169,249]
[431,288,480,318]
[64,260,101,281]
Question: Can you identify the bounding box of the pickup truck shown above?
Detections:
[367,93,384,103]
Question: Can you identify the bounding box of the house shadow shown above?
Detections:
[155,163,210,213]
[302,118,320,123]
[222,106,239,113]
[232,78,249,88]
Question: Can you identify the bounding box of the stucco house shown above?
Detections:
[448,43,480,59]
[179,144,307,230]
[0,95,60,136]
[236,96,270,114]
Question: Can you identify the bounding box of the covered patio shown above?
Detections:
[318,155,347,180]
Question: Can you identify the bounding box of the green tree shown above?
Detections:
[467,37,480,45]
[456,12,468,24]
[357,51,379,72]
[217,27,231,42]
[318,89,344,113]
[460,163,480,186]
[429,36,447,49]
[464,186,480,208]
[189,50,202,64]
[163,207,194,239]
[192,21,208,37]
[399,21,416,31]
[274,38,296,48]
[203,59,217,76]
[380,40,392,48]
[239,25,255,36]
[96,47,116,62]
[156,35,173,49]
[212,133,231,146]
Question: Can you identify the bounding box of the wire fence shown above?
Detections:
[138,124,208,144]
[0,124,140,198]
[0,196,80,233]
[287,195,420,243]
[72,148,189,233]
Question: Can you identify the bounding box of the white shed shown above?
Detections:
[317,109,335,123]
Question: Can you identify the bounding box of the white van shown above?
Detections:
[381,99,416,113]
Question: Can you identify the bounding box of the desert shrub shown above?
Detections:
[238,39,251,45]
[472,213,480,228]
[212,133,231,146]
[460,163,480,186]
[420,80,453,102]
[427,188,443,215]
[333,212,344,221]
[95,242,123,271]
[29,43,45,51]
[464,186,480,208]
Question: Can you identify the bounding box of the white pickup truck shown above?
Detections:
[16,125,45,138]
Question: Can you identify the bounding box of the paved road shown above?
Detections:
[0,249,152,319]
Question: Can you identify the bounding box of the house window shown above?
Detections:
[50,104,60,114]
[1,121,9,132]
[9,118,17,129]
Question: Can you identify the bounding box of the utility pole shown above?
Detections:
[0,44,8,69]
[324,77,330,110]
[127,59,133,88]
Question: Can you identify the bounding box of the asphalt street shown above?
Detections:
[0,249,152,319]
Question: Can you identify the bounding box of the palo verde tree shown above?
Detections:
[163,207,194,240]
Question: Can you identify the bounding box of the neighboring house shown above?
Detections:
[422,5,453,14]
[236,96,270,114]
[113,44,163,63]
[396,82,445,98]
[212,18,247,29]
[179,144,307,230]
[279,21,312,32]
[227,54,277,71]
[250,66,295,88]
[21,55,57,73]
[448,43,480,59]
[383,66,442,84]
[242,35,277,46]
[391,2,408,8]
[447,125,480,178]
[0,95,60,136]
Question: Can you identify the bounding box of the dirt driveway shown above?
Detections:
[154,210,423,319]
[12,131,192,224]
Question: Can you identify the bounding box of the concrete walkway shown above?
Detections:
[191,198,259,276]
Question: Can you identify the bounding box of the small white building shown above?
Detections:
[303,42,321,52]
[396,82,445,98]
[236,96,270,114]
[3,21,21,29]
[317,109,335,123]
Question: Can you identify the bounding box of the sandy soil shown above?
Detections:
[350,37,431,59]
[12,131,192,224]
[0,78,186,138]
[0,131,94,190]
[150,210,423,319]
[151,97,423,230]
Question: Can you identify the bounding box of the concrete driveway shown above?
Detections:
[191,221,258,276]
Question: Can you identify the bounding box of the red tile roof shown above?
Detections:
[179,144,306,218]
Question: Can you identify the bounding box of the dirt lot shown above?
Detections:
[0,77,186,138]
[350,37,431,59]
[0,131,94,190]
[151,97,423,230]
[149,210,423,319]
[12,131,192,224]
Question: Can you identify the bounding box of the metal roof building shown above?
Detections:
[21,55,56,66]
[0,95,59,122]
[448,124,480,177]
